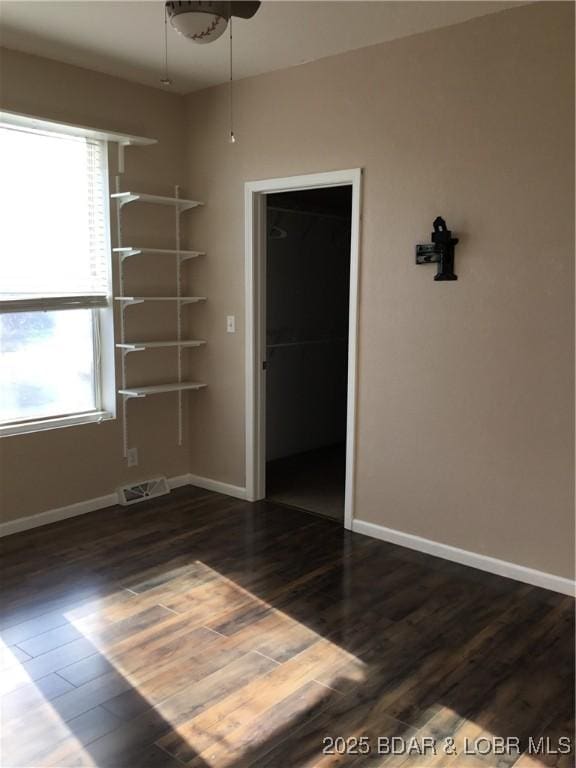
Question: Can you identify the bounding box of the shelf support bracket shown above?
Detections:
[117,141,130,176]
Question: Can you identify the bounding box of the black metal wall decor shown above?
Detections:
[416,217,459,281]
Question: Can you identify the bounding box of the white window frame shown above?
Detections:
[0,119,116,437]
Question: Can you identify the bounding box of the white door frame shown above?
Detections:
[245,168,362,530]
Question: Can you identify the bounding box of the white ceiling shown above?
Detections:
[0,1,523,94]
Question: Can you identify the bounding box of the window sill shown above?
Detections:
[0,411,114,438]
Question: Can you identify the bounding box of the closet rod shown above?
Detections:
[266,338,347,349]
[267,205,350,222]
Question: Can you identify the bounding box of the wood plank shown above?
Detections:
[1,638,98,693]
[45,651,277,768]
[156,638,355,762]
[176,680,337,767]
[15,621,84,657]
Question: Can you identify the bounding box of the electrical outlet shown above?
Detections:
[226,315,236,333]
[127,447,138,467]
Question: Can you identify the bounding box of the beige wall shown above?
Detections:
[184,2,574,578]
[0,47,194,522]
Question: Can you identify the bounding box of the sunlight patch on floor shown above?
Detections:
[1,637,95,767]
[58,561,368,766]
[1,639,32,694]
[2,559,369,767]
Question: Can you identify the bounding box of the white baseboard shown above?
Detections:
[352,519,575,597]
[0,472,248,537]
[186,474,248,500]
[0,492,119,537]
[167,474,193,491]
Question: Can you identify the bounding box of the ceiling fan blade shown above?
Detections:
[230,1,261,19]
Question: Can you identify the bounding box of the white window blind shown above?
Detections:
[0,125,110,312]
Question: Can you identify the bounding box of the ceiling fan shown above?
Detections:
[165,1,261,43]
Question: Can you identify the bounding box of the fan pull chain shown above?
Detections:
[229,15,235,143]
[161,5,173,86]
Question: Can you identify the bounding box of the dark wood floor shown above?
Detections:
[0,487,573,768]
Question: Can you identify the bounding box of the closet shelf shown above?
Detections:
[111,191,203,210]
[119,382,207,398]
[114,296,206,305]
[113,247,205,261]
[116,340,206,351]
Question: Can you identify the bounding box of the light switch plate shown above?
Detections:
[226,315,236,333]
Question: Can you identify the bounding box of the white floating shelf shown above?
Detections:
[119,382,207,398]
[111,192,203,211]
[116,340,206,351]
[114,296,206,305]
[113,247,205,261]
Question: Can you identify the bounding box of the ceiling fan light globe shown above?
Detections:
[169,11,228,43]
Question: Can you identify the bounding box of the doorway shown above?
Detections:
[265,187,351,522]
[245,169,362,529]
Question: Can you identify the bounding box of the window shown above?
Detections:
[0,122,114,435]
